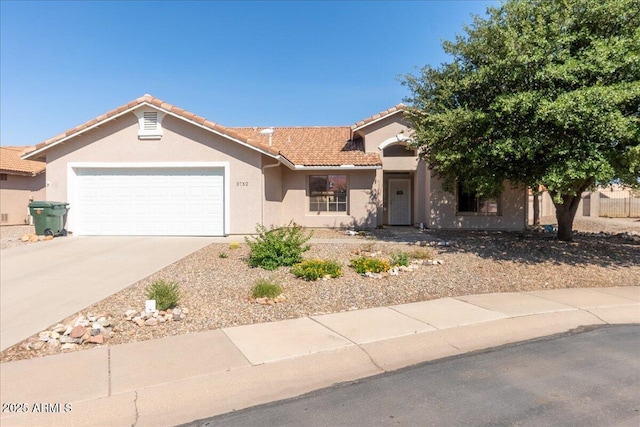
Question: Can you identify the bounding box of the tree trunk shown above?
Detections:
[554,199,579,241]
[550,180,593,242]
[533,192,540,226]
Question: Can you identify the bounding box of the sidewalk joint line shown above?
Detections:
[582,308,611,325]
[307,317,386,373]
[220,328,254,366]
[387,306,438,329]
[131,390,139,427]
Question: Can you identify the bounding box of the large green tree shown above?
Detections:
[403,0,639,241]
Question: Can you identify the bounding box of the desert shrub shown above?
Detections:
[350,257,391,274]
[219,252,228,258]
[251,279,283,299]
[229,241,241,250]
[390,251,410,267]
[245,221,312,270]
[291,259,343,281]
[146,279,180,311]
[410,248,434,260]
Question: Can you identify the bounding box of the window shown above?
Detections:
[0,173,7,181]
[457,183,499,214]
[309,175,348,212]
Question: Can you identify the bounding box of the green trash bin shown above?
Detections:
[29,201,69,236]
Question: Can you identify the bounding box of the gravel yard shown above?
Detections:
[1,217,638,363]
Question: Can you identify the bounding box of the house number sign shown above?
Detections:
[236,181,249,187]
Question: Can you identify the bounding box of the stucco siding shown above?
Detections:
[279,168,379,229]
[428,174,526,230]
[0,173,46,225]
[359,115,412,154]
[44,112,266,234]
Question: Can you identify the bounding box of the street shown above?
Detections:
[183,325,640,426]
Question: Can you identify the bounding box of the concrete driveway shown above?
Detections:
[0,236,216,351]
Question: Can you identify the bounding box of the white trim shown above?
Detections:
[352,109,404,132]
[378,135,413,151]
[67,162,230,235]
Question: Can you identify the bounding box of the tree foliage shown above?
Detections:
[403,0,640,240]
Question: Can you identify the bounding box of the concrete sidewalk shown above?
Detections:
[1,286,638,427]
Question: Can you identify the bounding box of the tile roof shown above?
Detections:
[232,127,381,167]
[24,94,279,160]
[23,95,403,168]
[0,146,45,175]
[351,103,406,130]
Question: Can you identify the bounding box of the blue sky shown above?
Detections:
[0,0,496,147]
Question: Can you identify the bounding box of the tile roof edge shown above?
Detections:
[23,94,280,159]
[351,103,407,130]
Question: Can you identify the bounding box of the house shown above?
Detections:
[0,146,46,225]
[22,94,527,236]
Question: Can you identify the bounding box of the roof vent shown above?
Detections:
[134,109,166,140]
[260,127,275,146]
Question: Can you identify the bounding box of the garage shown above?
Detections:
[69,165,226,236]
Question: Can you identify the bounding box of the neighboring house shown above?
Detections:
[0,146,46,225]
[22,94,527,236]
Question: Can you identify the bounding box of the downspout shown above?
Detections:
[261,159,281,227]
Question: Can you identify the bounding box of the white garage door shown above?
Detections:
[73,167,225,236]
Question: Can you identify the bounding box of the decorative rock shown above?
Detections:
[50,331,61,340]
[69,326,87,338]
[44,235,54,241]
[21,234,31,242]
[86,335,104,344]
[59,336,77,344]
[38,331,51,340]
[144,318,158,326]
[37,235,45,241]
[158,316,166,323]
[52,324,67,334]
[31,341,45,350]
[390,267,399,276]
[134,318,145,327]
[29,235,39,242]
[125,309,138,319]
[61,343,77,350]
[47,340,61,350]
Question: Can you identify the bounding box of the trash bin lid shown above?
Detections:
[28,201,69,208]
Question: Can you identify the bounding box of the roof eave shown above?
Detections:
[351,108,405,133]
[22,100,280,161]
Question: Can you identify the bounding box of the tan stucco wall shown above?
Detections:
[428,174,526,230]
[44,111,268,234]
[0,173,46,225]
[278,168,379,229]
[359,115,412,154]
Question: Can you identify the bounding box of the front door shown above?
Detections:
[388,179,411,225]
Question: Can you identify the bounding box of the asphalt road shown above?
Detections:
[182,325,640,427]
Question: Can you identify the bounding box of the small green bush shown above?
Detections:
[251,279,283,299]
[391,251,409,267]
[350,257,391,274]
[146,279,180,311]
[291,259,343,281]
[410,248,434,260]
[219,252,228,258]
[229,241,240,250]
[245,221,313,270]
